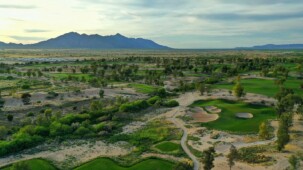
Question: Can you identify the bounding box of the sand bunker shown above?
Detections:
[235,113,253,119]
[204,106,222,113]
[191,107,219,123]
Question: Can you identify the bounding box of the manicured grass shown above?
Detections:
[75,158,175,170]
[128,83,157,94]
[214,78,303,97]
[154,141,180,153]
[191,99,276,133]
[2,159,57,170]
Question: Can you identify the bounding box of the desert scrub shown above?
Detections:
[237,145,275,164]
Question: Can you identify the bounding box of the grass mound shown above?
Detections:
[75,158,174,170]
[154,141,181,153]
[191,99,276,133]
[2,159,57,170]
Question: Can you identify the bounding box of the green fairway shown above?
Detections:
[214,78,303,97]
[154,141,181,153]
[191,99,276,133]
[75,158,175,170]
[128,83,157,94]
[3,159,57,170]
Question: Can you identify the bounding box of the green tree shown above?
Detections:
[99,89,104,98]
[196,82,206,95]
[0,92,4,109]
[7,114,13,122]
[277,113,292,151]
[21,93,31,105]
[227,145,238,170]
[295,64,302,78]
[44,109,52,119]
[233,82,245,99]
[259,121,271,140]
[202,147,216,170]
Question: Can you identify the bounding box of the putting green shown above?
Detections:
[191,99,276,133]
[128,83,158,94]
[214,78,303,97]
[75,158,175,170]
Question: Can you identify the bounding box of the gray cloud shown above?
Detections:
[25,29,51,33]
[216,0,303,5]
[193,11,303,21]
[9,36,45,41]
[0,4,36,9]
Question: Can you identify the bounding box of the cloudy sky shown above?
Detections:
[1,0,303,48]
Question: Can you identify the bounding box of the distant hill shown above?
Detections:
[0,32,170,49]
[236,44,303,50]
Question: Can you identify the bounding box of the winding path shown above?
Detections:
[168,106,200,170]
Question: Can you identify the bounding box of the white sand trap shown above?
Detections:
[236,113,253,119]
[204,106,222,113]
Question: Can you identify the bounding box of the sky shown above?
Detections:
[0,0,303,48]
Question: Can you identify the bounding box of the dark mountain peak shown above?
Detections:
[0,32,171,49]
[115,33,122,36]
[112,33,126,39]
[59,32,81,38]
[65,32,80,36]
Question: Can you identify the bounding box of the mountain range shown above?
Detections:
[0,32,170,49]
[236,44,303,50]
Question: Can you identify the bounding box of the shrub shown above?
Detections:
[7,114,13,121]
[34,126,50,137]
[119,100,149,112]
[147,96,161,105]
[50,122,72,136]
[0,98,5,108]
[59,114,90,125]
[237,146,272,163]
[46,91,59,99]
[162,100,179,107]
[93,122,106,132]
[74,126,91,136]
[27,112,34,117]
[21,84,30,89]
[0,133,43,157]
